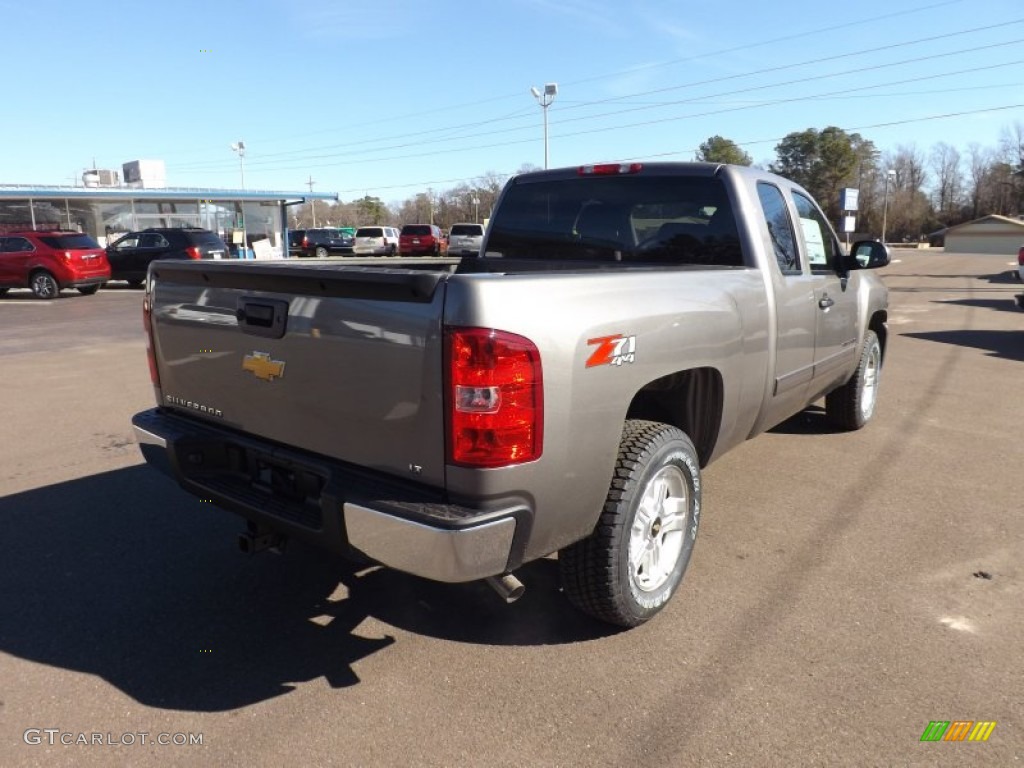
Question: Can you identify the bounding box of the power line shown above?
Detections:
[159,0,965,158]
[175,52,1023,175]
[168,8,1004,171]
[333,103,1024,196]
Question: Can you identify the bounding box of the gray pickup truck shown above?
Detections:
[132,163,889,627]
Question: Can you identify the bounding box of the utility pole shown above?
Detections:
[307,176,317,227]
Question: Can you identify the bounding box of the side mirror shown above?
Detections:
[846,240,890,270]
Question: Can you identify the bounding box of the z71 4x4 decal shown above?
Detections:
[586,334,636,368]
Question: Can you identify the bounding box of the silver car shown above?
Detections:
[353,226,399,256]
[447,223,484,256]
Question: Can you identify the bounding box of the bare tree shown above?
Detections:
[929,142,962,221]
[885,146,931,241]
[965,143,991,219]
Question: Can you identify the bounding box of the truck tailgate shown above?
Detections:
[148,260,449,488]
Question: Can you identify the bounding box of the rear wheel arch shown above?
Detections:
[625,367,724,467]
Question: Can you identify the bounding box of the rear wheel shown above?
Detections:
[315,246,329,258]
[30,271,60,299]
[0,287,9,296]
[77,285,100,295]
[560,420,701,627]
[826,330,882,430]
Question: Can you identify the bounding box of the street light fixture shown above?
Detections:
[530,82,558,169]
[471,196,480,224]
[881,169,896,244]
[230,141,246,189]
[230,141,247,257]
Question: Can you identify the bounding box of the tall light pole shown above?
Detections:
[230,141,247,256]
[530,83,558,169]
[306,175,317,227]
[230,141,246,188]
[471,196,480,224]
[881,169,896,244]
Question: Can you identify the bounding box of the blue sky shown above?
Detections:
[1,0,1021,205]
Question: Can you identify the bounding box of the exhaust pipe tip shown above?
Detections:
[485,573,525,604]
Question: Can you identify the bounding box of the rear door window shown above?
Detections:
[756,182,800,274]
[38,234,100,249]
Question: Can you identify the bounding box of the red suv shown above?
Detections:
[0,230,110,299]
[399,224,447,256]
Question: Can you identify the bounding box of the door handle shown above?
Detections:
[818,295,835,310]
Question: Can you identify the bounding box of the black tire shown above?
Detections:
[77,285,100,295]
[825,329,882,430]
[560,420,701,628]
[30,271,60,300]
[389,244,397,256]
[0,287,9,296]
[127,279,144,289]
[315,246,329,258]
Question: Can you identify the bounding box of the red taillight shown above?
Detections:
[142,289,160,387]
[445,327,543,468]
[62,250,73,261]
[185,246,202,260]
[1018,247,1024,266]
[302,236,309,247]
[579,163,643,175]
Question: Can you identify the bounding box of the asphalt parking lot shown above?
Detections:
[0,251,1021,767]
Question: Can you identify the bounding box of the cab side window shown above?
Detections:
[756,182,800,274]
[792,192,840,272]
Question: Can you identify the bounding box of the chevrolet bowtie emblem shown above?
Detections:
[242,352,286,381]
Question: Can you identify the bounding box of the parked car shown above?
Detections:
[399,224,446,256]
[0,230,110,299]
[295,228,354,258]
[352,226,400,256]
[1017,244,1023,281]
[447,223,485,256]
[106,228,229,287]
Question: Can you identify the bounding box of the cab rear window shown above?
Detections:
[485,175,744,267]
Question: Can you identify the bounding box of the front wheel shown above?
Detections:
[30,271,60,299]
[825,329,882,430]
[560,420,701,627]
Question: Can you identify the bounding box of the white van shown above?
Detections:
[353,226,399,256]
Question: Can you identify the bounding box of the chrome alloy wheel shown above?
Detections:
[629,465,689,593]
[31,272,58,299]
[860,341,881,421]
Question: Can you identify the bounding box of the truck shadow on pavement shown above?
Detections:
[901,329,1024,362]
[767,406,845,436]
[0,467,614,712]
[936,297,1024,313]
